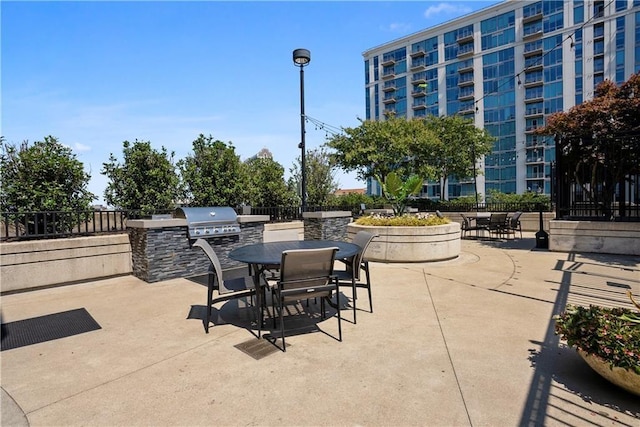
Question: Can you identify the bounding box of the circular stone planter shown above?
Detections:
[347,222,460,263]
[578,349,640,396]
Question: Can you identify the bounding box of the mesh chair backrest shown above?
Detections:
[280,247,338,292]
[193,238,224,287]
[350,231,377,280]
[510,211,523,227]
[489,213,508,225]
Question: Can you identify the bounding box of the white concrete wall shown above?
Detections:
[549,220,640,256]
[0,234,132,293]
[263,221,304,242]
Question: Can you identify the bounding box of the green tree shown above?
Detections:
[536,74,640,217]
[102,139,180,212]
[325,116,439,182]
[290,147,340,206]
[178,134,248,207]
[326,192,377,209]
[0,136,95,234]
[422,115,495,200]
[244,157,295,207]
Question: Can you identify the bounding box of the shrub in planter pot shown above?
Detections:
[554,292,640,396]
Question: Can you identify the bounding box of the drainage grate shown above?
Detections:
[234,338,287,359]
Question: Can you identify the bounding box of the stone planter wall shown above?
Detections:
[347,222,461,263]
[303,211,352,241]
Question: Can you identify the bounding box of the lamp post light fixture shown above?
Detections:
[293,48,310,210]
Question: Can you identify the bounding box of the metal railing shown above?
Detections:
[2,201,557,242]
[1,209,174,241]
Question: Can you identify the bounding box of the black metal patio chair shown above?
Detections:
[193,239,257,333]
[334,230,377,324]
[271,246,341,351]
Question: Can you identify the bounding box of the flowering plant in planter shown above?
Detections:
[554,292,640,375]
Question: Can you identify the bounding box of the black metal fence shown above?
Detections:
[2,201,554,242]
[554,167,640,221]
[1,209,174,241]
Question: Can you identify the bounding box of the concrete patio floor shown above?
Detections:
[1,233,639,426]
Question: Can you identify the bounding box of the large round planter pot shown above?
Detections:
[347,222,460,263]
[577,349,640,396]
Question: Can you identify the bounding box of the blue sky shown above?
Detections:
[2,0,498,205]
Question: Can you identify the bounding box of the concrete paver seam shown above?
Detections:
[422,268,474,427]
[421,249,517,291]
[489,249,518,291]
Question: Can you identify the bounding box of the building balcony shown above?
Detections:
[412,76,427,84]
[522,12,542,24]
[523,28,543,40]
[458,77,474,87]
[381,57,396,66]
[526,172,546,179]
[459,91,474,101]
[457,46,474,58]
[523,42,543,57]
[524,59,543,71]
[382,96,396,104]
[382,70,396,80]
[456,30,474,44]
[526,138,544,148]
[411,89,426,97]
[459,103,475,114]
[382,82,396,92]
[524,107,544,118]
[458,61,474,73]
[525,125,541,133]
[383,108,396,115]
[410,62,426,71]
[412,102,427,110]
[524,78,543,88]
[526,156,545,164]
[410,48,426,58]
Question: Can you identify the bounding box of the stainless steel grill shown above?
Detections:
[174,207,241,239]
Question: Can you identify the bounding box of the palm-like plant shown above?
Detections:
[375,172,423,216]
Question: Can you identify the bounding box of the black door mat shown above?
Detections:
[1,308,101,351]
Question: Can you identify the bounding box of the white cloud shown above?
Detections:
[423,3,472,19]
[380,22,412,33]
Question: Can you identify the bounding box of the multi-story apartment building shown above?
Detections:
[363,0,640,199]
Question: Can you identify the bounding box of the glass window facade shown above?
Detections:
[575,28,583,105]
[481,12,515,50]
[574,0,584,24]
[636,12,640,73]
[483,48,516,193]
[444,25,473,61]
[445,63,460,115]
[616,16,626,83]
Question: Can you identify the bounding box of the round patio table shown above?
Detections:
[228,240,361,338]
[228,239,360,266]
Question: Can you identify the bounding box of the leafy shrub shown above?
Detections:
[355,213,450,227]
[554,302,640,374]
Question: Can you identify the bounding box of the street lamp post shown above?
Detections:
[471,142,479,211]
[293,48,311,210]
